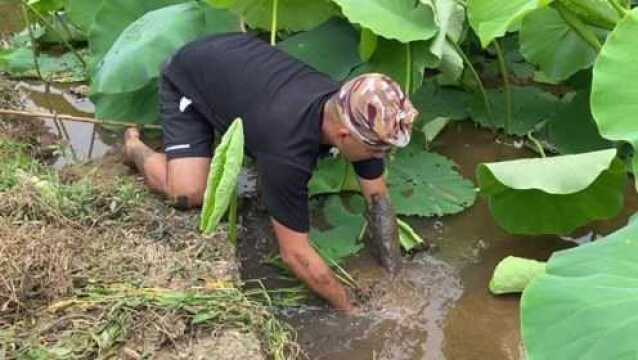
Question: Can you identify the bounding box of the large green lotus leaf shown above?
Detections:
[522,218,638,359]
[469,86,560,135]
[411,82,472,124]
[277,18,360,81]
[592,8,638,188]
[468,0,553,48]
[544,91,611,154]
[520,7,600,82]
[228,0,338,32]
[308,155,360,196]
[352,38,437,94]
[311,195,365,263]
[477,149,626,235]
[92,82,159,125]
[93,2,238,95]
[200,118,244,235]
[424,0,465,83]
[331,0,438,43]
[388,135,477,217]
[67,0,104,32]
[88,0,186,70]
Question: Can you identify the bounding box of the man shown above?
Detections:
[123,32,418,312]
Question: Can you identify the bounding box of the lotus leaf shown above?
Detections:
[0,48,86,82]
[67,0,103,32]
[92,82,159,125]
[388,134,477,217]
[469,86,560,135]
[358,28,377,62]
[222,0,338,32]
[477,148,626,235]
[424,0,465,83]
[331,0,438,43]
[591,8,638,189]
[468,0,553,47]
[89,0,185,70]
[200,118,244,235]
[544,91,611,154]
[520,7,601,82]
[489,256,546,294]
[277,18,361,81]
[522,217,638,359]
[308,155,360,196]
[311,195,365,263]
[411,82,472,123]
[92,2,238,95]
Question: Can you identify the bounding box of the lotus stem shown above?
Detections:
[527,131,546,158]
[270,0,278,46]
[405,42,413,95]
[494,41,512,135]
[449,37,493,127]
[555,2,603,52]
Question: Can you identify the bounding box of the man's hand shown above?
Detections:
[272,219,354,311]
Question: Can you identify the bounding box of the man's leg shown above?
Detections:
[124,127,210,208]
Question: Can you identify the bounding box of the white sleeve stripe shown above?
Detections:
[165,144,191,152]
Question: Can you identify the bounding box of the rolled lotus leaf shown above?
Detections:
[489,256,546,294]
[200,118,244,235]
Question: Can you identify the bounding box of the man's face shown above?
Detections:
[338,132,389,162]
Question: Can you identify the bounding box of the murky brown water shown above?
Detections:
[0,4,23,36]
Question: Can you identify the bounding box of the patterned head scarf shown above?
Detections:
[336,73,418,149]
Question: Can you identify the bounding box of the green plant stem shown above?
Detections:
[555,2,603,52]
[449,37,493,125]
[22,1,87,71]
[20,4,43,80]
[270,0,279,46]
[608,0,629,17]
[405,42,412,95]
[493,41,512,134]
[228,187,238,245]
[527,131,546,158]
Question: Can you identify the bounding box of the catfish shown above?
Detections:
[364,194,401,274]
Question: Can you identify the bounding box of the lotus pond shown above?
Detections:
[2,0,638,359]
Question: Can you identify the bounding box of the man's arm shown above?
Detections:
[358,175,389,201]
[272,219,353,312]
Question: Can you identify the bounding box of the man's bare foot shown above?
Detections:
[123,127,141,167]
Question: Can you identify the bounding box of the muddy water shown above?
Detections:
[0,4,23,36]
[13,82,118,167]
[241,122,638,360]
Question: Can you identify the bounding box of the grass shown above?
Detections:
[0,136,301,359]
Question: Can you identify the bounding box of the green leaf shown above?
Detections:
[489,256,546,294]
[422,117,450,144]
[310,195,365,263]
[425,0,466,83]
[411,82,472,123]
[352,38,437,94]
[93,2,238,95]
[469,86,560,135]
[331,0,438,43]
[227,0,338,32]
[88,0,186,71]
[388,135,477,217]
[522,218,638,359]
[477,149,626,235]
[277,18,361,81]
[358,27,377,62]
[397,218,424,251]
[520,7,600,82]
[468,0,553,48]
[544,91,612,154]
[591,8,638,189]
[92,82,159,125]
[67,0,104,32]
[308,155,360,196]
[200,118,245,235]
[0,47,86,82]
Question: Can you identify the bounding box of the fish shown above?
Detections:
[364,194,401,274]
